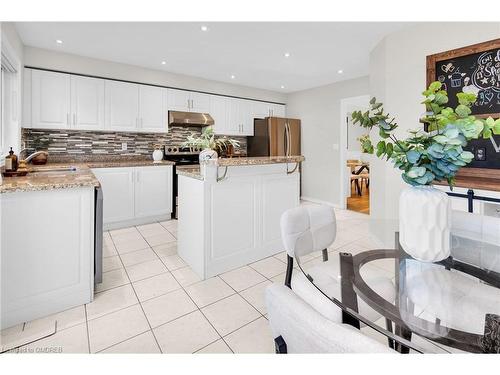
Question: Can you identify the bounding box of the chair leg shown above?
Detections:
[386,318,395,349]
[284,255,293,289]
[322,248,328,262]
[274,336,287,354]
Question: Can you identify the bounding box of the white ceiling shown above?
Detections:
[15,22,410,93]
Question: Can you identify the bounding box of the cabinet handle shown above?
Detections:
[187,99,190,110]
[73,113,76,125]
[67,113,70,126]
[137,172,140,183]
[141,118,143,128]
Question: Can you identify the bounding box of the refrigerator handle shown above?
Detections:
[288,123,292,156]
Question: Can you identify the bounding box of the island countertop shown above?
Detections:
[177,155,305,180]
[0,157,175,194]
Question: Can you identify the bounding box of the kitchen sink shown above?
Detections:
[29,166,78,175]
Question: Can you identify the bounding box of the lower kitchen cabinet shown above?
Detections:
[134,166,173,218]
[92,165,173,229]
[1,187,95,328]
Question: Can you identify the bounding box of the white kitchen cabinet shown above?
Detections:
[92,165,173,229]
[1,187,94,328]
[210,95,229,135]
[92,167,135,224]
[70,75,105,130]
[105,80,139,131]
[167,89,210,113]
[139,85,167,132]
[252,101,286,118]
[167,89,191,112]
[190,91,210,113]
[134,166,173,218]
[31,70,71,129]
[226,97,254,136]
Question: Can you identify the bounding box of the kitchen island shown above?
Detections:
[176,156,304,279]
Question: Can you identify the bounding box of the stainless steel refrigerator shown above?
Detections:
[247,117,301,157]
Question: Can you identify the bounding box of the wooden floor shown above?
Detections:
[347,183,370,214]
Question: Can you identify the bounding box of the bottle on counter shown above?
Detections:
[5,147,18,172]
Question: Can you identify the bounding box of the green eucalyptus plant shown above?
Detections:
[182,126,240,153]
[351,81,500,187]
[358,134,374,154]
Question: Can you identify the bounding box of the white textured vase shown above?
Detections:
[199,149,218,176]
[152,149,163,163]
[399,185,451,262]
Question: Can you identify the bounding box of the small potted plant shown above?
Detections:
[351,81,500,262]
[358,133,374,162]
[183,127,240,173]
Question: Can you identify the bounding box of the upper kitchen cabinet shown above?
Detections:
[105,80,140,131]
[226,97,254,136]
[70,75,105,130]
[190,92,210,113]
[138,85,167,132]
[210,95,229,135]
[31,70,71,129]
[167,89,210,113]
[252,101,286,118]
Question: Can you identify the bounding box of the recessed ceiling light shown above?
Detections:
[200,25,209,32]
[337,69,344,74]
[161,61,166,65]
[55,39,63,44]
[284,52,290,58]
[281,85,285,89]
[230,74,236,79]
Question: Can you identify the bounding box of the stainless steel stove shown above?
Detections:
[164,146,200,219]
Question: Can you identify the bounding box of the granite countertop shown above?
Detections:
[217,155,305,166]
[176,156,305,181]
[0,157,175,194]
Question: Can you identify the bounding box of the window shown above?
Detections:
[1,38,21,158]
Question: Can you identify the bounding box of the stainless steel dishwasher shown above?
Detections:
[94,186,103,284]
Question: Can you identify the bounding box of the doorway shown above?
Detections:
[339,95,370,214]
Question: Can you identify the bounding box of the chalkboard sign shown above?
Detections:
[427,39,500,170]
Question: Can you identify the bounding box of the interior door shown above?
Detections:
[269,117,287,156]
[287,119,301,156]
[70,75,105,130]
[31,70,71,129]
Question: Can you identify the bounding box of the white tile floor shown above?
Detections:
[4,207,431,354]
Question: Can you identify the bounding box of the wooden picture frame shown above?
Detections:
[426,39,500,189]
[426,38,500,119]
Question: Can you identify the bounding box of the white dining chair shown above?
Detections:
[267,204,396,353]
[266,283,394,353]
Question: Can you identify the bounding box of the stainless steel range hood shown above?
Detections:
[168,111,214,127]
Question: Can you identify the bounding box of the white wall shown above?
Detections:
[369,22,500,246]
[286,76,370,206]
[23,46,286,104]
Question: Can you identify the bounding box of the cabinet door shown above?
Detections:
[271,104,286,117]
[31,70,71,129]
[252,101,271,119]
[91,168,135,224]
[210,176,258,261]
[139,85,167,132]
[225,97,243,135]
[134,166,173,218]
[70,75,105,130]
[239,99,254,136]
[190,92,210,113]
[210,95,228,135]
[105,81,139,131]
[167,89,190,112]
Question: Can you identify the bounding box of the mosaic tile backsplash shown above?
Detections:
[21,126,247,159]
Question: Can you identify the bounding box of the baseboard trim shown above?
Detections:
[300,196,341,209]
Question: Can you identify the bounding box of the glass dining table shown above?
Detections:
[296,227,500,353]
